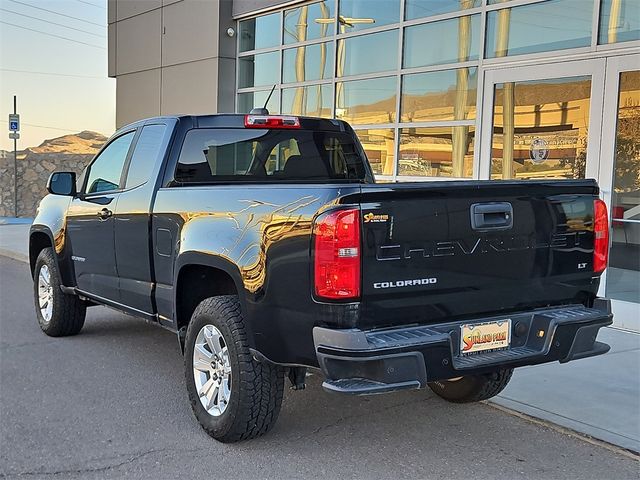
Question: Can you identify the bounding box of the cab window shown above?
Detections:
[174,128,367,183]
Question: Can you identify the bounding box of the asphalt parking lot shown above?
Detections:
[1,256,638,479]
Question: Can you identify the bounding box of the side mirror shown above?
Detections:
[47,172,77,196]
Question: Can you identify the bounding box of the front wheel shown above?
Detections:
[184,296,284,442]
[33,248,86,337]
[428,369,514,403]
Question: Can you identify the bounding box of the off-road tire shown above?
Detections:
[33,247,86,336]
[184,295,285,442]
[428,369,514,403]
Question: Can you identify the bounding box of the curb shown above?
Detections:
[0,248,28,264]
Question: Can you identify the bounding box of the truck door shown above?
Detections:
[114,123,170,315]
[66,130,136,302]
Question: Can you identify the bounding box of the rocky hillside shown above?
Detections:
[24,130,107,155]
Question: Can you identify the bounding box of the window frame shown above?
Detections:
[235,0,640,184]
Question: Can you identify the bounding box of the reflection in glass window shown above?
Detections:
[283,42,334,84]
[405,0,481,20]
[607,222,640,302]
[284,1,334,44]
[608,71,640,303]
[355,129,395,176]
[490,76,591,181]
[239,13,281,52]
[399,127,474,178]
[404,15,480,68]
[599,0,640,44]
[237,89,280,114]
[282,84,332,117]
[125,125,166,189]
[485,0,593,58]
[338,0,400,32]
[612,71,640,220]
[335,76,397,125]
[401,68,477,122]
[238,51,280,88]
[337,30,398,77]
[86,132,135,194]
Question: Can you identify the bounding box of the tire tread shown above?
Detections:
[186,296,284,442]
[428,368,514,404]
[34,248,85,337]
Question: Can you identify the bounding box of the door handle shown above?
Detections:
[470,202,513,231]
[97,208,112,220]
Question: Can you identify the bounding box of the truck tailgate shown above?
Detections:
[358,180,601,329]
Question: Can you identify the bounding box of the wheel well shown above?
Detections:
[175,265,238,332]
[29,232,52,277]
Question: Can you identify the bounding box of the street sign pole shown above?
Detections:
[13,96,17,217]
[8,97,21,217]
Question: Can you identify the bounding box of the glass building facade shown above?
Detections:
[236,0,640,327]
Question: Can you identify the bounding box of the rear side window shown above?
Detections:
[174,128,367,183]
[125,124,167,189]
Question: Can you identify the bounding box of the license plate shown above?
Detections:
[460,320,511,355]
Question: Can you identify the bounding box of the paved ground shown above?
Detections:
[495,327,640,452]
[3,222,640,452]
[0,256,638,480]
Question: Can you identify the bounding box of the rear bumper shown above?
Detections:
[313,299,613,395]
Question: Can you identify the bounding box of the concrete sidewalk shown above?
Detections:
[0,217,33,225]
[0,220,638,453]
[492,327,640,453]
[0,222,30,263]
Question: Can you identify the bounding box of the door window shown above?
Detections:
[490,75,591,180]
[125,125,167,189]
[607,70,640,303]
[85,131,135,194]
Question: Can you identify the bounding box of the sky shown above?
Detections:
[0,0,115,151]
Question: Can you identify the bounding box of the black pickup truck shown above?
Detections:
[30,112,613,442]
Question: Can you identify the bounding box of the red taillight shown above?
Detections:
[593,199,609,274]
[313,208,361,300]
[244,115,300,129]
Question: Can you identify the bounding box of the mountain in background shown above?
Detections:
[0,131,107,160]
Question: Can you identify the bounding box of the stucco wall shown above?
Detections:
[109,0,237,128]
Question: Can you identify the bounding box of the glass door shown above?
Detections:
[480,59,606,181]
[598,54,640,332]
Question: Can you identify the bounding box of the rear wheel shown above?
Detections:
[33,248,86,337]
[184,296,284,442]
[428,369,514,403]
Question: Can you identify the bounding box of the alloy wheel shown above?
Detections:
[38,265,54,323]
[192,324,232,416]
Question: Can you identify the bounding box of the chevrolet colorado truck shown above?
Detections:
[30,112,613,442]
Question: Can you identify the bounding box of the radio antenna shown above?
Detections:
[263,84,276,109]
